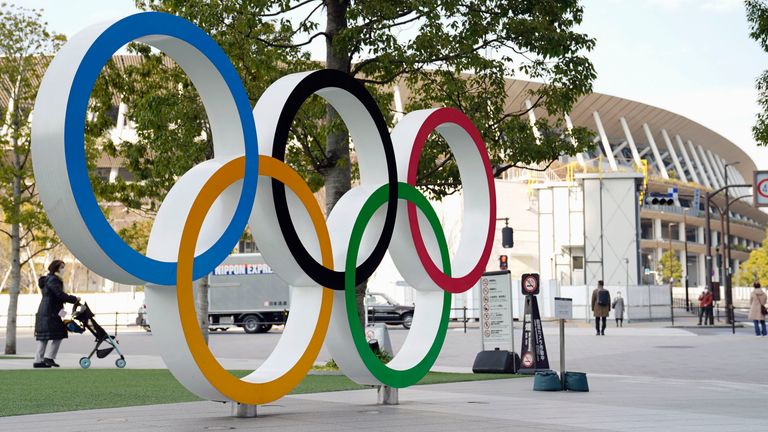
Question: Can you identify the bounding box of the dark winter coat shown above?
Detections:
[34,274,77,341]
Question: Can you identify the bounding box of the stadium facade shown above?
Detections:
[78,65,768,297]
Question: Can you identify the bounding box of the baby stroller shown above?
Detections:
[66,302,126,369]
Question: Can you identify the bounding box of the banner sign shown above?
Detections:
[478,271,514,352]
[518,295,550,374]
[213,263,273,276]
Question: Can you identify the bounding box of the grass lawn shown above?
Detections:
[0,369,524,417]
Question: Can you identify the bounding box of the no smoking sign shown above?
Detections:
[521,273,540,295]
[755,171,768,207]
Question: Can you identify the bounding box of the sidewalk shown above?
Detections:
[1,374,764,431]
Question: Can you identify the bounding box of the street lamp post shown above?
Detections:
[723,161,740,327]
[683,209,689,312]
[704,180,750,326]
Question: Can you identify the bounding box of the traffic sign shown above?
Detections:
[521,273,540,295]
[755,171,768,207]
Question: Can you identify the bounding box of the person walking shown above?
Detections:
[697,289,713,326]
[33,260,80,368]
[612,291,625,327]
[748,282,767,337]
[591,280,611,335]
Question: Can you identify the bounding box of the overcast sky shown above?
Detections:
[16,0,768,170]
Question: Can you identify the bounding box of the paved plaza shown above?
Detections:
[2,316,768,431]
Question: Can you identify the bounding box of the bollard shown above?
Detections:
[463,306,467,333]
[230,402,258,417]
[377,386,399,405]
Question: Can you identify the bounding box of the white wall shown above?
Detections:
[581,174,642,287]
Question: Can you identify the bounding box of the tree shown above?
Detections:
[746,0,768,146]
[0,5,64,354]
[110,0,596,322]
[84,5,316,341]
[657,251,682,285]
[735,235,768,286]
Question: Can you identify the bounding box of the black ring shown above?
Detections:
[271,69,398,290]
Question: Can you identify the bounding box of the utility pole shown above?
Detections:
[683,209,689,312]
[723,161,739,327]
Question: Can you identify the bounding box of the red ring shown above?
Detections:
[406,108,496,293]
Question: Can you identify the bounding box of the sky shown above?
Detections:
[15,0,768,170]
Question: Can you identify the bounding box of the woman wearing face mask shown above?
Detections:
[33,260,80,368]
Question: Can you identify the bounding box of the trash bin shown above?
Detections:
[532,370,561,391]
[563,371,589,392]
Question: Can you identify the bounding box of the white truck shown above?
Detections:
[207,253,290,333]
[140,253,415,333]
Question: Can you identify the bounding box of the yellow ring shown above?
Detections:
[177,155,333,404]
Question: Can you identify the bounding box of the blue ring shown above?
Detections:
[64,12,258,284]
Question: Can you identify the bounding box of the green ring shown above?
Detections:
[345,182,451,388]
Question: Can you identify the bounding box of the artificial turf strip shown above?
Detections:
[0,370,523,417]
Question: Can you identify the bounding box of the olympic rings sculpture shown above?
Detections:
[31,12,496,404]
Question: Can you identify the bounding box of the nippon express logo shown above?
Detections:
[213,263,273,276]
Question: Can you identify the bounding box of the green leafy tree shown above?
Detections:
[0,4,65,354]
[657,251,682,285]
[746,0,768,145]
[95,0,596,322]
[137,0,596,202]
[735,236,768,286]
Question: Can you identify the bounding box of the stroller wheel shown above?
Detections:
[79,357,91,369]
[115,358,126,369]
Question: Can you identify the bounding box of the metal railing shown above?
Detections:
[0,311,141,336]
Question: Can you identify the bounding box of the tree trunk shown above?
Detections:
[195,276,209,344]
[4,140,22,355]
[324,0,352,215]
[325,1,368,325]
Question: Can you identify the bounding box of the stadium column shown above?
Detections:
[696,145,720,189]
[593,111,618,171]
[675,135,700,184]
[661,129,687,182]
[564,113,587,168]
[687,140,712,189]
[619,117,643,169]
[642,123,669,179]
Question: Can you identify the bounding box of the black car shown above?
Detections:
[366,292,414,329]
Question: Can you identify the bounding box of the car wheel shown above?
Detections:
[402,313,414,329]
[262,324,272,333]
[242,315,262,334]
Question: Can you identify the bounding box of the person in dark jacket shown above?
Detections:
[34,260,79,368]
[591,280,611,336]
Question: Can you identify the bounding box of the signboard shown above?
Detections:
[554,297,573,320]
[755,171,768,207]
[478,271,515,352]
[521,273,540,295]
[518,295,549,374]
